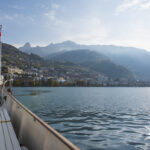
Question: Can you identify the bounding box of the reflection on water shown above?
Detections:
[14,89,51,96]
[13,87,150,150]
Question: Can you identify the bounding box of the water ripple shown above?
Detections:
[14,87,150,150]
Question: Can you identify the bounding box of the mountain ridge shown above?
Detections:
[46,49,135,80]
[19,41,150,80]
[2,43,135,81]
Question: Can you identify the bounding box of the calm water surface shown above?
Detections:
[13,87,150,150]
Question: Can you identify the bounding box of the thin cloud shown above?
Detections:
[44,3,59,21]
[116,0,142,12]
[60,17,109,45]
[45,10,56,20]
[2,14,20,21]
[51,4,60,9]
[140,1,150,9]
[4,15,14,20]
[116,0,150,13]
[10,5,24,10]
[2,13,35,24]
[44,3,65,25]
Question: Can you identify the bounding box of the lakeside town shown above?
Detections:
[2,65,150,87]
[2,42,150,87]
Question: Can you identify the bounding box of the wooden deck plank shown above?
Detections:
[3,106,21,150]
[1,108,5,121]
[0,115,6,150]
[0,108,3,121]
[7,123,21,150]
[2,121,13,150]
[0,107,21,150]
[3,108,11,121]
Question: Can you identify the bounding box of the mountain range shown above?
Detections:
[0,43,109,81]
[20,41,150,81]
[2,43,135,81]
[46,49,135,80]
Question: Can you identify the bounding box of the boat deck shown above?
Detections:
[0,107,21,150]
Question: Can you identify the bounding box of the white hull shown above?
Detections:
[2,88,79,150]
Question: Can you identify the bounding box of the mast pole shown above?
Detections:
[0,25,2,106]
[0,25,2,80]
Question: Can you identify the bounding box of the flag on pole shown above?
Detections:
[0,25,2,37]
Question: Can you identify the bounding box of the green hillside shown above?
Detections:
[2,43,49,69]
[47,49,135,80]
[1,43,102,83]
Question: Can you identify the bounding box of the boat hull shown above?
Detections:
[3,88,79,150]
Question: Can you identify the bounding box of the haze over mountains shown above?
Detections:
[47,49,134,80]
[2,43,104,83]
[19,41,150,81]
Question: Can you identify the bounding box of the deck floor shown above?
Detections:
[0,106,21,150]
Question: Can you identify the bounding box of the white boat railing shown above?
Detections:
[2,88,79,150]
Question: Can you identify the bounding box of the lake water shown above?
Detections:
[13,87,150,150]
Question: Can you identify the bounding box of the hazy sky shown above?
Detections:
[1,0,150,50]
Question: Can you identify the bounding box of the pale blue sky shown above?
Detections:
[1,0,150,50]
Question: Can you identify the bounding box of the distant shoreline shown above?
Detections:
[11,85,150,88]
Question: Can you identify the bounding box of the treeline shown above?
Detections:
[12,78,103,87]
